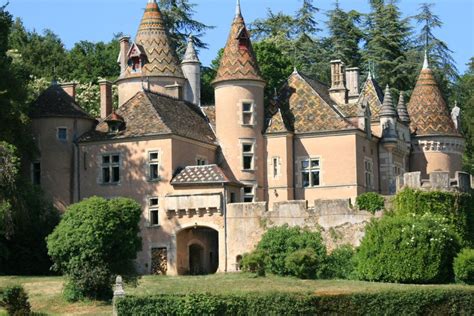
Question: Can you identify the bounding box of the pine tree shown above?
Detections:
[295,0,321,37]
[327,1,363,67]
[363,0,412,92]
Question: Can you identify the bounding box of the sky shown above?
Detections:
[6,0,474,73]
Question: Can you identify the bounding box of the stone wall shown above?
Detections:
[226,199,380,272]
[396,171,472,193]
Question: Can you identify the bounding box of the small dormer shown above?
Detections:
[127,43,146,73]
[237,27,250,51]
[105,112,125,134]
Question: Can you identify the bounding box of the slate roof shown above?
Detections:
[30,85,94,120]
[266,71,356,134]
[171,164,235,185]
[120,0,184,80]
[212,7,263,84]
[408,67,460,136]
[79,91,216,144]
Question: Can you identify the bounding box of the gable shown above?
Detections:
[358,78,383,121]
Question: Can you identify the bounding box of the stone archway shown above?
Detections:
[177,226,219,275]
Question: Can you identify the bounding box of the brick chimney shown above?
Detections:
[61,82,77,101]
[99,80,113,119]
[329,60,348,104]
[118,36,131,75]
[345,67,360,104]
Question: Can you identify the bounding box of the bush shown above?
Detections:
[285,248,319,279]
[46,196,142,301]
[393,188,474,246]
[256,225,326,277]
[240,251,266,277]
[116,290,474,315]
[321,244,355,279]
[356,192,385,213]
[0,285,31,315]
[454,248,474,285]
[355,213,461,283]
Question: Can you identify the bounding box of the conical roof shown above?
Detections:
[212,1,264,84]
[124,0,183,79]
[182,37,199,63]
[408,54,459,136]
[397,92,410,124]
[380,85,397,117]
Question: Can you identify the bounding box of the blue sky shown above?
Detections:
[7,0,474,73]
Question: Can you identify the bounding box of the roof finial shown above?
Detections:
[423,50,429,69]
[148,0,156,3]
[235,0,242,18]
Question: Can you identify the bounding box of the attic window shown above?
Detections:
[237,28,250,51]
[130,56,142,73]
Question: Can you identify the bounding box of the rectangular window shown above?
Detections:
[243,185,254,203]
[272,157,280,178]
[57,127,67,141]
[102,154,120,184]
[148,151,160,181]
[365,159,373,190]
[149,197,159,226]
[196,157,207,166]
[301,158,320,188]
[32,161,41,185]
[242,102,253,125]
[242,143,254,170]
[230,192,237,203]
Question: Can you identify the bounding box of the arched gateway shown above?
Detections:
[176,226,219,275]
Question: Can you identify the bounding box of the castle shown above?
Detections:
[29,0,465,275]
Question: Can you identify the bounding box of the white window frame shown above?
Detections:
[365,158,374,190]
[242,183,256,203]
[148,197,160,227]
[57,127,68,141]
[31,161,41,185]
[300,157,321,188]
[148,151,160,182]
[101,153,121,184]
[241,139,256,171]
[240,100,255,126]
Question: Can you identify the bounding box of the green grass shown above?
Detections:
[1,274,473,315]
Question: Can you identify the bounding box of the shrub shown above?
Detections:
[116,290,474,316]
[355,213,461,283]
[356,192,385,213]
[285,248,319,279]
[256,225,326,277]
[0,285,31,315]
[321,244,355,279]
[393,188,474,246]
[46,196,142,301]
[240,251,266,277]
[453,248,474,285]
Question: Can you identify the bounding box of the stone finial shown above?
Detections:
[380,85,397,117]
[423,50,429,70]
[235,0,242,18]
[397,91,410,124]
[182,36,199,63]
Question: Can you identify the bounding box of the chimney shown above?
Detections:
[329,60,348,104]
[61,82,77,101]
[345,67,360,104]
[118,36,131,75]
[99,80,113,119]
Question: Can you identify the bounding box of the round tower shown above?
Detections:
[408,52,464,177]
[212,0,266,202]
[116,0,186,106]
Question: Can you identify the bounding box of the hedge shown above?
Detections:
[393,188,474,246]
[116,290,474,316]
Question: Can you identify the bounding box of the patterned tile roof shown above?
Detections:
[408,67,459,136]
[79,91,216,144]
[171,164,233,185]
[267,71,356,134]
[30,84,94,120]
[266,109,289,133]
[201,106,216,130]
[121,0,184,80]
[212,8,264,84]
[356,75,384,120]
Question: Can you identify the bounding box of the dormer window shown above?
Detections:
[130,56,142,72]
[127,43,145,73]
[237,28,250,51]
[105,112,124,134]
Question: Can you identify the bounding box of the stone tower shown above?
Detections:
[181,37,201,106]
[212,0,266,201]
[116,0,185,106]
[408,52,465,177]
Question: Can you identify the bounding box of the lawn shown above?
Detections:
[1,274,473,315]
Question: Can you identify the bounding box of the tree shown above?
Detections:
[47,197,142,301]
[327,1,363,67]
[158,0,213,55]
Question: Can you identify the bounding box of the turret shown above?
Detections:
[408,52,465,177]
[397,91,410,125]
[380,85,398,149]
[212,0,266,202]
[181,37,201,106]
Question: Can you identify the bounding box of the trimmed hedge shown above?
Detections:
[116,290,474,316]
[393,188,474,246]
